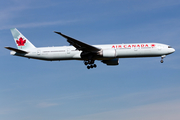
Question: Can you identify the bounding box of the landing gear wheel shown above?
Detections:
[93,64,97,68]
[84,60,96,69]
[90,65,94,68]
[87,66,90,69]
[84,61,88,65]
[160,55,166,63]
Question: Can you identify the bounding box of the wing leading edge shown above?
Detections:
[54,31,101,52]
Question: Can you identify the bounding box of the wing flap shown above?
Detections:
[54,31,101,52]
[5,47,28,54]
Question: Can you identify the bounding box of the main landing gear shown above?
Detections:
[84,60,97,69]
[160,55,166,63]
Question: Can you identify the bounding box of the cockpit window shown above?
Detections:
[168,46,172,48]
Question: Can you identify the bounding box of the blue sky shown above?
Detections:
[0,0,180,120]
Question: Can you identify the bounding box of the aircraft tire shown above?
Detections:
[87,66,91,69]
[94,64,97,68]
[84,61,88,65]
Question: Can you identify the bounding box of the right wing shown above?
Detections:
[54,31,101,52]
[5,47,28,54]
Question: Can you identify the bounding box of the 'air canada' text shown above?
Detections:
[112,44,155,48]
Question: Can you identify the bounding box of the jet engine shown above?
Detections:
[102,58,119,65]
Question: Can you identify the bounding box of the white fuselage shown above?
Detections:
[11,43,175,61]
[7,28,175,69]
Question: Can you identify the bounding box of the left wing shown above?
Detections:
[54,31,101,52]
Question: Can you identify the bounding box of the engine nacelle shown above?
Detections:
[102,58,119,66]
[102,49,116,57]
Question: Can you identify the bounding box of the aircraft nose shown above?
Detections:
[171,48,175,53]
[172,48,175,52]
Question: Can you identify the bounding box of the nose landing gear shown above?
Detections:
[160,55,166,63]
[160,60,164,63]
[84,60,97,69]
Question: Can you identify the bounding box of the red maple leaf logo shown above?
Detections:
[151,44,155,47]
[16,37,26,46]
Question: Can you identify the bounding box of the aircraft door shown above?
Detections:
[37,49,41,55]
[134,46,139,51]
[158,45,162,50]
[134,47,138,51]
[66,48,72,58]
[67,48,71,54]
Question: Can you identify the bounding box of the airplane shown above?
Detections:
[5,28,175,69]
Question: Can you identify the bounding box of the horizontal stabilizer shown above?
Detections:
[5,47,28,54]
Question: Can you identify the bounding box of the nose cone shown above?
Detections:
[170,48,175,53]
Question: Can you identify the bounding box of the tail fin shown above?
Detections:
[10,28,36,50]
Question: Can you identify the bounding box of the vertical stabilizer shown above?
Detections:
[10,28,36,50]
